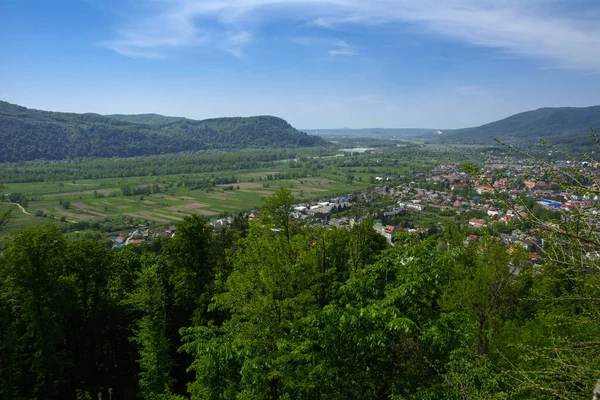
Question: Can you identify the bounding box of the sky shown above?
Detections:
[1,0,599,129]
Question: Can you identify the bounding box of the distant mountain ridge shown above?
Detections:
[305,106,600,146]
[3,101,597,163]
[0,101,327,162]
[303,128,438,138]
[443,106,600,144]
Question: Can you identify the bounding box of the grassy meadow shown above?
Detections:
[2,171,369,234]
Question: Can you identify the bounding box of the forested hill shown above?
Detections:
[0,101,327,162]
[104,113,187,126]
[442,105,600,144]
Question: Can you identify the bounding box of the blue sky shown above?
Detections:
[1,0,599,129]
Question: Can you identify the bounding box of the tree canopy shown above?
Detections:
[0,186,599,399]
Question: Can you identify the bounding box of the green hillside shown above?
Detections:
[0,101,328,162]
[105,113,187,126]
[443,105,600,144]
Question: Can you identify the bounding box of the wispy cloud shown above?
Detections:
[102,0,600,70]
[328,40,355,56]
[223,31,253,58]
[291,36,355,56]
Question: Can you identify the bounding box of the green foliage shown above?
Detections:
[125,257,174,399]
[105,113,187,126]
[261,186,295,241]
[163,214,215,321]
[8,191,28,206]
[0,224,69,398]
[0,184,12,230]
[442,237,528,356]
[348,218,388,270]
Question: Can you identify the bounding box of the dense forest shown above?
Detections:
[105,114,188,126]
[1,185,599,399]
[0,149,306,183]
[0,101,328,163]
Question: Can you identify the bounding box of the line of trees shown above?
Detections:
[0,145,478,185]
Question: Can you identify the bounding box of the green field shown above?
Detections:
[0,141,485,234]
[2,172,368,232]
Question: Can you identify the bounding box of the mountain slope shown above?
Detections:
[0,101,327,162]
[443,106,600,143]
[105,113,187,126]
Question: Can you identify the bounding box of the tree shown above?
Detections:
[64,240,117,397]
[182,219,324,399]
[308,226,352,308]
[0,224,70,399]
[442,237,527,357]
[348,218,388,270]
[8,191,28,207]
[163,214,215,323]
[306,233,456,398]
[261,186,295,242]
[125,255,177,400]
[0,184,13,231]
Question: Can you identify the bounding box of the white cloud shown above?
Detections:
[328,40,354,56]
[103,0,600,70]
[223,31,253,58]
